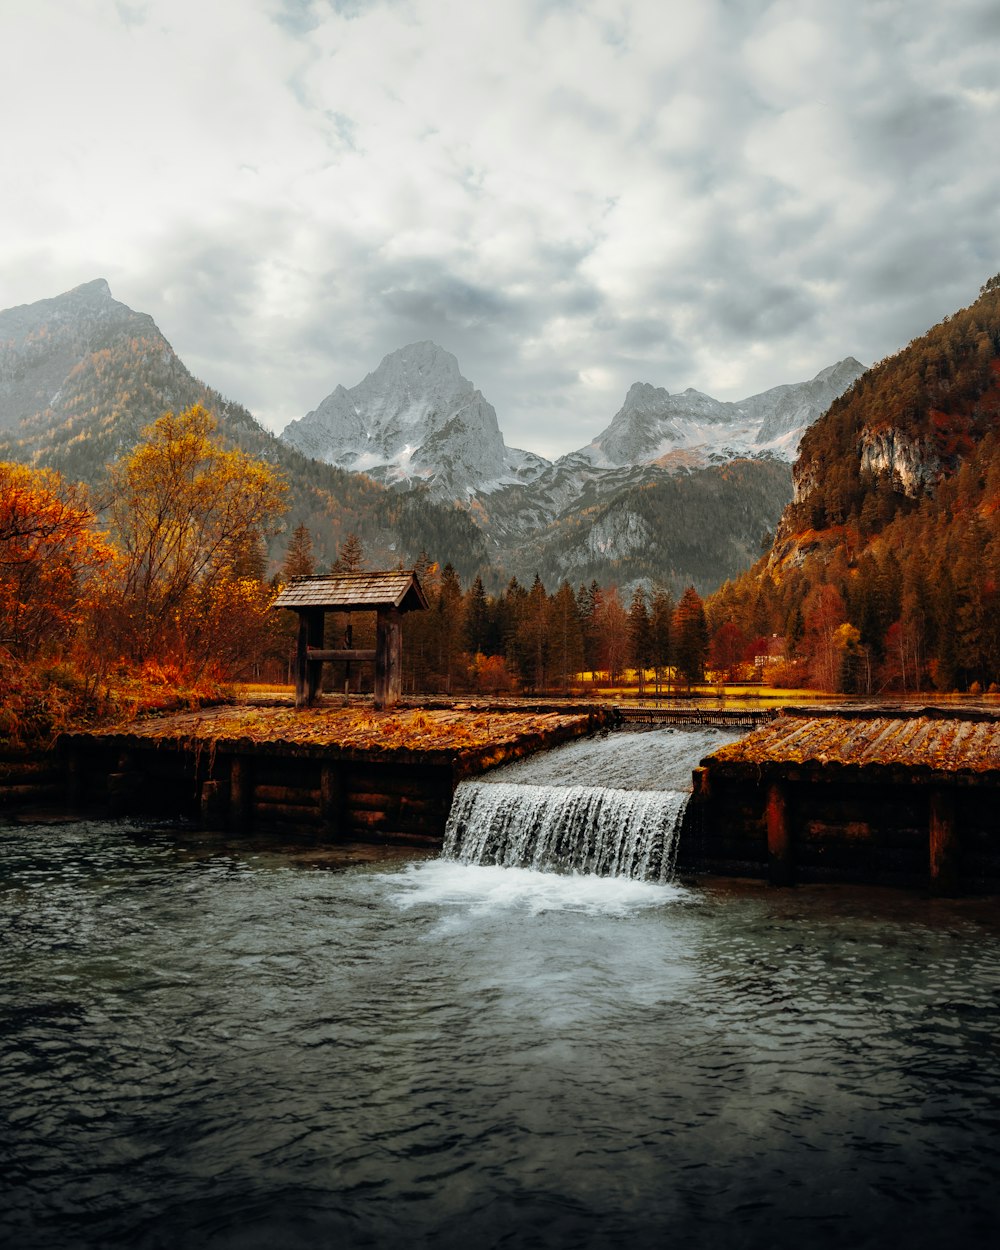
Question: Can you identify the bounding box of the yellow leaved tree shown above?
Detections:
[102,404,287,677]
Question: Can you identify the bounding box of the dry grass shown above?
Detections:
[90,703,586,754]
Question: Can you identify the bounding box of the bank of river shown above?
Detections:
[3,815,999,1249]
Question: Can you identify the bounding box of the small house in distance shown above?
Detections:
[272,571,428,709]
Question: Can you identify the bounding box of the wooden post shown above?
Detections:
[929,788,960,896]
[766,781,792,886]
[294,611,310,708]
[200,780,224,828]
[229,756,253,832]
[320,762,344,836]
[374,607,402,709]
[307,608,325,705]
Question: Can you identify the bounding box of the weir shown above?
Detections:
[444,781,689,881]
[440,726,733,882]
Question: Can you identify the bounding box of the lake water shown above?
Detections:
[3,729,1000,1249]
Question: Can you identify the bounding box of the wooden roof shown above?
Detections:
[709,712,1000,776]
[272,571,428,613]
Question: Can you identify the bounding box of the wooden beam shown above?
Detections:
[306,648,377,663]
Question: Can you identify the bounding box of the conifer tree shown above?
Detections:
[627,586,652,693]
[282,523,316,580]
[672,586,709,686]
[548,581,584,691]
[332,531,365,574]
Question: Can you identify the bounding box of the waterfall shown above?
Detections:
[443,780,689,882]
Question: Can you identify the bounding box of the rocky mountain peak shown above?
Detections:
[281,341,548,497]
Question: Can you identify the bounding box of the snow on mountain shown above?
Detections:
[281,341,549,497]
[572,358,866,472]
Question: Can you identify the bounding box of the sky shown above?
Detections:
[1,0,999,459]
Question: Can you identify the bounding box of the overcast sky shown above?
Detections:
[2,0,998,458]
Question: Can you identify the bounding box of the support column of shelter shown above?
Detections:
[294,608,326,708]
[375,608,402,710]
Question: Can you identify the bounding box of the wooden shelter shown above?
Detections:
[272,571,428,709]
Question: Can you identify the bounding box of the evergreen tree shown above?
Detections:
[435,563,464,693]
[650,588,674,693]
[626,586,652,693]
[282,523,316,580]
[519,573,550,690]
[672,586,709,686]
[332,531,365,574]
[548,581,584,691]
[463,574,491,655]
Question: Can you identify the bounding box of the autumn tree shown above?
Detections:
[801,583,848,690]
[595,587,629,684]
[710,621,747,681]
[0,462,111,660]
[520,574,550,690]
[436,563,464,693]
[105,404,287,671]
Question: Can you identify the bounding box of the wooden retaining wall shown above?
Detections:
[616,705,778,730]
[682,710,1000,894]
[58,737,466,846]
[0,748,65,810]
[52,706,615,845]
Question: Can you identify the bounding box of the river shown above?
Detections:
[2,729,1000,1248]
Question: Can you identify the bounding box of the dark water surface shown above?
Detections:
[3,814,1000,1248]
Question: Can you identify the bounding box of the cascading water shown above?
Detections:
[442,728,736,882]
[444,781,688,881]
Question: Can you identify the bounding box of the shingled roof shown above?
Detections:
[710,712,1000,777]
[272,571,428,612]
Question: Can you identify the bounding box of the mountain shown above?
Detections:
[0,282,490,578]
[497,458,794,595]
[281,341,549,497]
[571,357,865,471]
[0,280,864,598]
[461,359,863,585]
[279,343,864,591]
[709,275,1000,692]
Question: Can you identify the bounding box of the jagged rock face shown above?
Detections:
[858,428,940,497]
[586,508,653,560]
[575,358,866,471]
[281,341,549,498]
[0,279,160,433]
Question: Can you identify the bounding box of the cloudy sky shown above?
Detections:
[2,0,999,458]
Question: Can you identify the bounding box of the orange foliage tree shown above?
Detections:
[0,462,112,659]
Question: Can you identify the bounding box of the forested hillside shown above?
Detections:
[504,458,791,596]
[709,276,1000,692]
[0,282,489,580]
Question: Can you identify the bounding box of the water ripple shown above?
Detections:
[2,820,1000,1249]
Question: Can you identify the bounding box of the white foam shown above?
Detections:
[383,859,691,918]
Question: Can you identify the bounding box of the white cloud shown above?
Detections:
[0,0,998,459]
